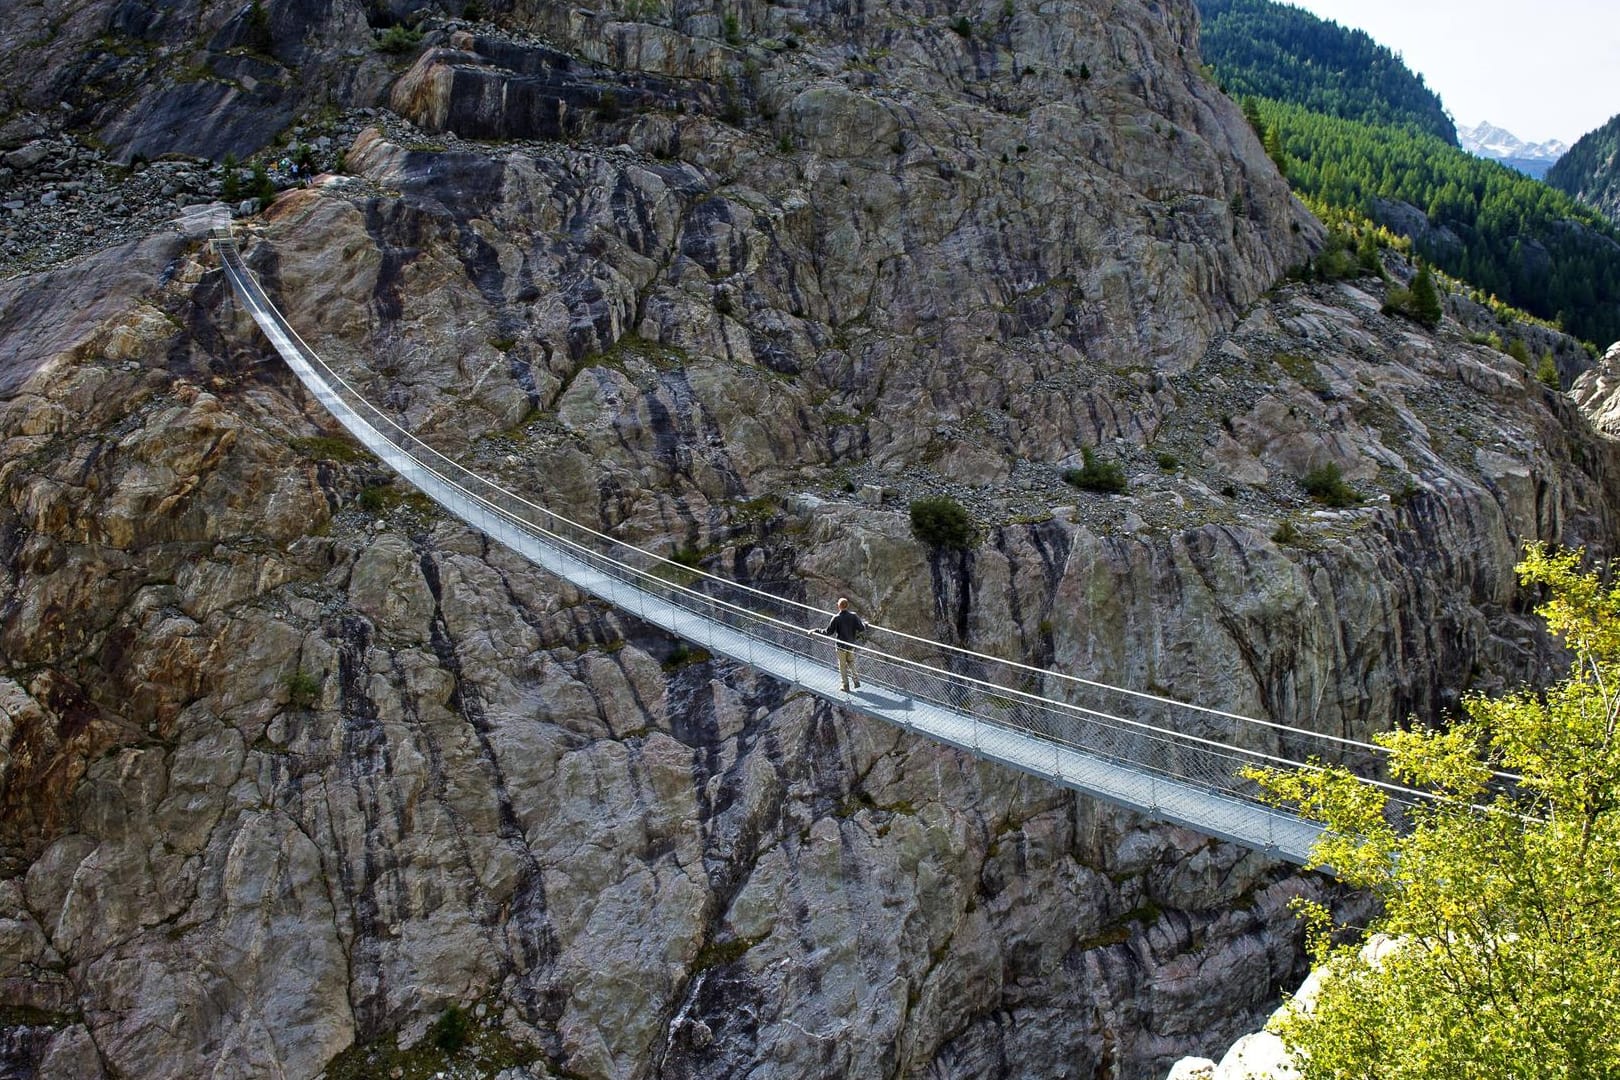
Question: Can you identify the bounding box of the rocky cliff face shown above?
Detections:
[0,0,395,162]
[1573,341,1620,436]
[3,2,1619,1079]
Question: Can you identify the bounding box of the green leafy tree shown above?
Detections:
[1537,352,1561,390]
[1251,544,1620,1079]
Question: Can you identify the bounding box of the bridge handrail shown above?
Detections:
[215,233,1451,839]
[213,241,1404,758]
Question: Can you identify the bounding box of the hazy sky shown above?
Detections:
[1280,0,1620,145]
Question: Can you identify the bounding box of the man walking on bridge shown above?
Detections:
[819,597,866,693]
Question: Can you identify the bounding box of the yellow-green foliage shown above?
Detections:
[1249,543,1620,1079]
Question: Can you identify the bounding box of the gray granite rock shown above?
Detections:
[2,3,1619,1080]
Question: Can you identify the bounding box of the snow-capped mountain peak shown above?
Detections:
[1458,121,1569,178]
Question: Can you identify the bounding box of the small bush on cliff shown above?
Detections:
[1249,544,1620,1079]
[1064,447,1127,494]
[250,160,275,206]
[1383,262,1443,328]
[1537,352,1561,390]
[909,496,977,550]
[1300,462,1358,507]
[286,670,322,708]
[245,0,272,52]
[378,24,424,54]
[429,1005,470,1054]
[220,152,241,202]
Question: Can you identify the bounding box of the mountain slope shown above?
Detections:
[1547,112,1620,222]
[1260,99,1620,346]
[1197,0,1456,144]
[1195,0,1620,346]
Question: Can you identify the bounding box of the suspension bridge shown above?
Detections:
[211,224,1423,867]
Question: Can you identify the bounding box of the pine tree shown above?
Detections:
[250,160,275,207]
[1242,95,1265,138]
[221,152,241,203]
[246,0,272,53]
[1410,261,1442,327]
[1263,125,1287,171]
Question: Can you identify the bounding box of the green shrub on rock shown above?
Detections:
[429,1005,469,1054]
[909,495,977,550]
[378,25,424,54]
[1064,447,1128,494]
[1536,352,1561,390]
[1300,461,1359,507]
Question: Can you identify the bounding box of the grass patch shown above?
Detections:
[323,1008,528,1080]
[357,484,398,513]
[290,435,370,464]
[1275,352,1329,395]
[663,642,711,672]
[584,332,692,373]
[1075,902,1163,952]
[693,933,763,971]
[355,483,436,517]
[0,1006,75,1029]
[732,496,780,527]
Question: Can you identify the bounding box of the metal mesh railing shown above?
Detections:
[216,231,1444,860]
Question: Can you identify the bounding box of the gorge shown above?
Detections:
[3,2,1619,1078]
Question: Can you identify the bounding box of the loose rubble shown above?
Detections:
[0,110,388,280]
